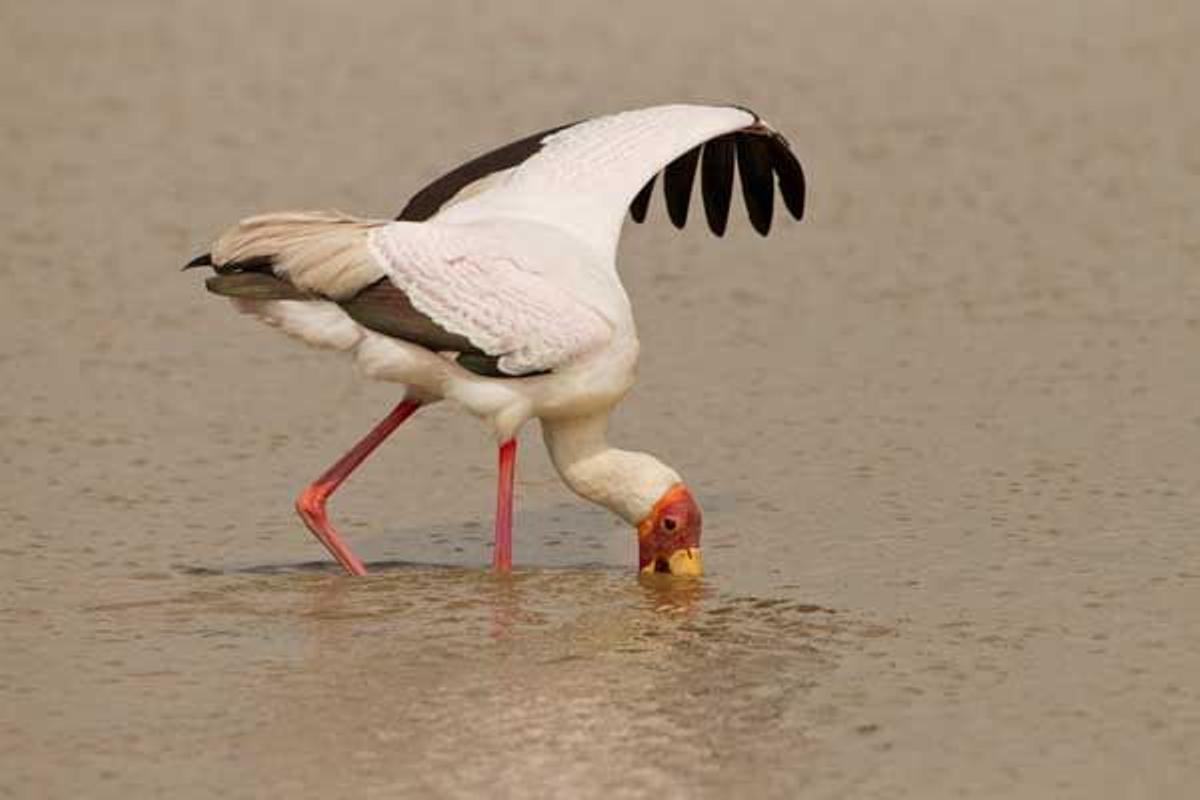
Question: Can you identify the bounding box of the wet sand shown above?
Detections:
[2,1,1199,797]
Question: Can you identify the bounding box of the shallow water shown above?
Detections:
[3,0,1200,797]
[7,564,871,797]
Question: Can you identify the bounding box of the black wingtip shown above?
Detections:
[736,134,774,237]
[767,134,806,222]
[701,135,736,237]
[182,252,213,271]
[663,146,701,229]
[630,175,656,224]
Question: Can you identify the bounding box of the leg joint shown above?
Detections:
[295,484,328,517]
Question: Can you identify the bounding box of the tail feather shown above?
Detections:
[205,272,311,300]
[182,252,213,270]
[208,211,386,299]
[187,210,453,359]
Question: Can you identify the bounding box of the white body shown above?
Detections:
[216,104,768,523]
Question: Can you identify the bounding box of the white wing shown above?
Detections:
[366,222,613,375]
[397,104,806,259]
[195,105,807,375]
[197,212,613,375]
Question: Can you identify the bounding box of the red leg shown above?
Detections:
[295,399,422,576]
[492,438,517,572]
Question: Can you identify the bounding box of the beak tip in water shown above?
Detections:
[641,547,704,578]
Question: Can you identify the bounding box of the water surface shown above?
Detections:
[3,1,1199,797]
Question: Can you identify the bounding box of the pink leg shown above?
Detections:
[492,438,517,572]
[295,399,422,576]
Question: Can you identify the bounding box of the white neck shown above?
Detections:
[540,413,682,525]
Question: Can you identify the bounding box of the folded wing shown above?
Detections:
[194,212,612,377]
[366,223,613,376]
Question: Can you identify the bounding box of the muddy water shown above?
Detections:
[11,567,864,797]
[3,1,1200,797]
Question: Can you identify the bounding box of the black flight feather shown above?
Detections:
[182,252,213,270]
[630,175,656,223]
[767,134,806,221]
[701,135,736,237]
[662,146,701,229]
[736,133,774,236]
[204,272,309,301]
[397,124,571,222]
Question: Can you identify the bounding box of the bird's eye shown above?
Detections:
[662,517,678,531]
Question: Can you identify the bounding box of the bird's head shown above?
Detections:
[637,483,703,577]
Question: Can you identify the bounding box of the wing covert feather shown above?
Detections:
[366,223,613,376]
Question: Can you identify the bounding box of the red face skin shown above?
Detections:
[637,484,703,574]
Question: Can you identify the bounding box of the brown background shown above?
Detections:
[2,1,1198,797]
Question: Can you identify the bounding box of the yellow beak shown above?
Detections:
[640,547,704,577]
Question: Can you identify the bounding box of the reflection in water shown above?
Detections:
[79,563,868,797]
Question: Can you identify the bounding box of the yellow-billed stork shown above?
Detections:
[185,104,806,577]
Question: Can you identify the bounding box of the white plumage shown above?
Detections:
[367,221,614,376]
[437,105,756,257]
[190,103,805,576]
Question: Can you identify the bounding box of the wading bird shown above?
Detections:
[185,104,805,577]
